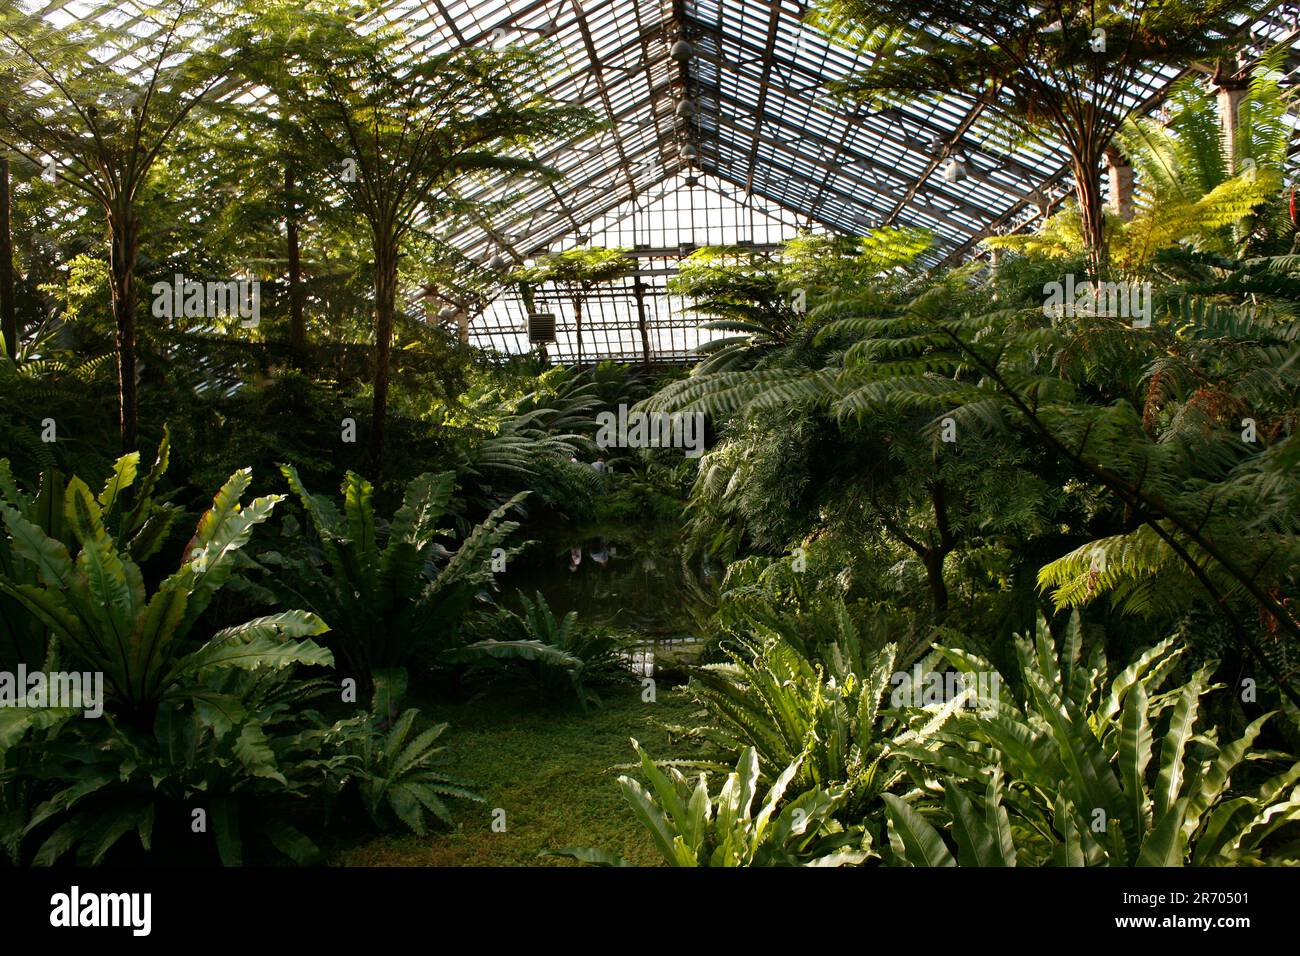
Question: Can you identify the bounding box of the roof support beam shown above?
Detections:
[684,15,1053,185]
[696,84,994,228]
[881,89,999,226]
[740,0,785,195]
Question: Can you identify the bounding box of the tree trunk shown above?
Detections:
[874,480,957,622]
[573,294,583,369]
[633,273,651,368]
[368,231,398,479]
[285,163,306,359]
[1073,149,1108,281]
[923,553,950,619]
[108,204,141,452]
[925,480,957,621]
[0,157,15,360]
[1215,76,1249,176]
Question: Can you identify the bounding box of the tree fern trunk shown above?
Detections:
[286,163,306,359]
[923,553,950,620]
[574,294,583,369]
[368,230,398,479]
[108,204,141,452]
[926,480,956,621]
[1073,149,1108,280]
[634,273,651,368]
[0,157,15,361]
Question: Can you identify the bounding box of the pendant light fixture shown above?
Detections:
[941,152,969,183]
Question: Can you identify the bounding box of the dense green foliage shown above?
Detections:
[456,590,631,709]
[882,619,1300,866]
[551,741,869,867]
[0,0,1296,871]
[262,466,525,688]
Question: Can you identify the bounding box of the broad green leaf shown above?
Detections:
[617,774,678,865]
[632,739,690,824]
[98,452,140,514]
[1138,797,1189,866]
[944,780,1003,867]
[0,704,79,750]
[1119,678,1153,832]
[882,794,955,867]
[1154,670,1204,819]
[233,722,287,785]
[541,847,631,866]
[173,634,333,681]
[1,504,77,591]
[211,799,243,867]
[1183,714,1270,839]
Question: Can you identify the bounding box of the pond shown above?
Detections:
[495,540,709,676]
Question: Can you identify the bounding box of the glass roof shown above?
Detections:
[20,0,1300,362]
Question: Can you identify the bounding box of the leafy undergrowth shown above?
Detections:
[332,684,700,866]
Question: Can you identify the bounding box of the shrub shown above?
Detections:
[454,590,631,709]
[883,616,1300,866]
[261,465,526,690]
[549,740,869,867]
[0,457,348,864]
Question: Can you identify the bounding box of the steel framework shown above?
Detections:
[22,0,1300,361]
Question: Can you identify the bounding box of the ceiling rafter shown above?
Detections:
[739,0,784,195]
[684,14,1057,185]
[27,0,1300,358]
[693,82,989,229]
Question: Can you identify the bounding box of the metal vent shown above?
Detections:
[527,312,557,344]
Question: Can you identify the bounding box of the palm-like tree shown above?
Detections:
[247,5,593,476]
[0,154,14,360]
[645,259,1300,702]
[670,229,933,373]
[668,247,802,374]
[989,46,1295,271]
[0,1,239,450]
[814,0,1256,278]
